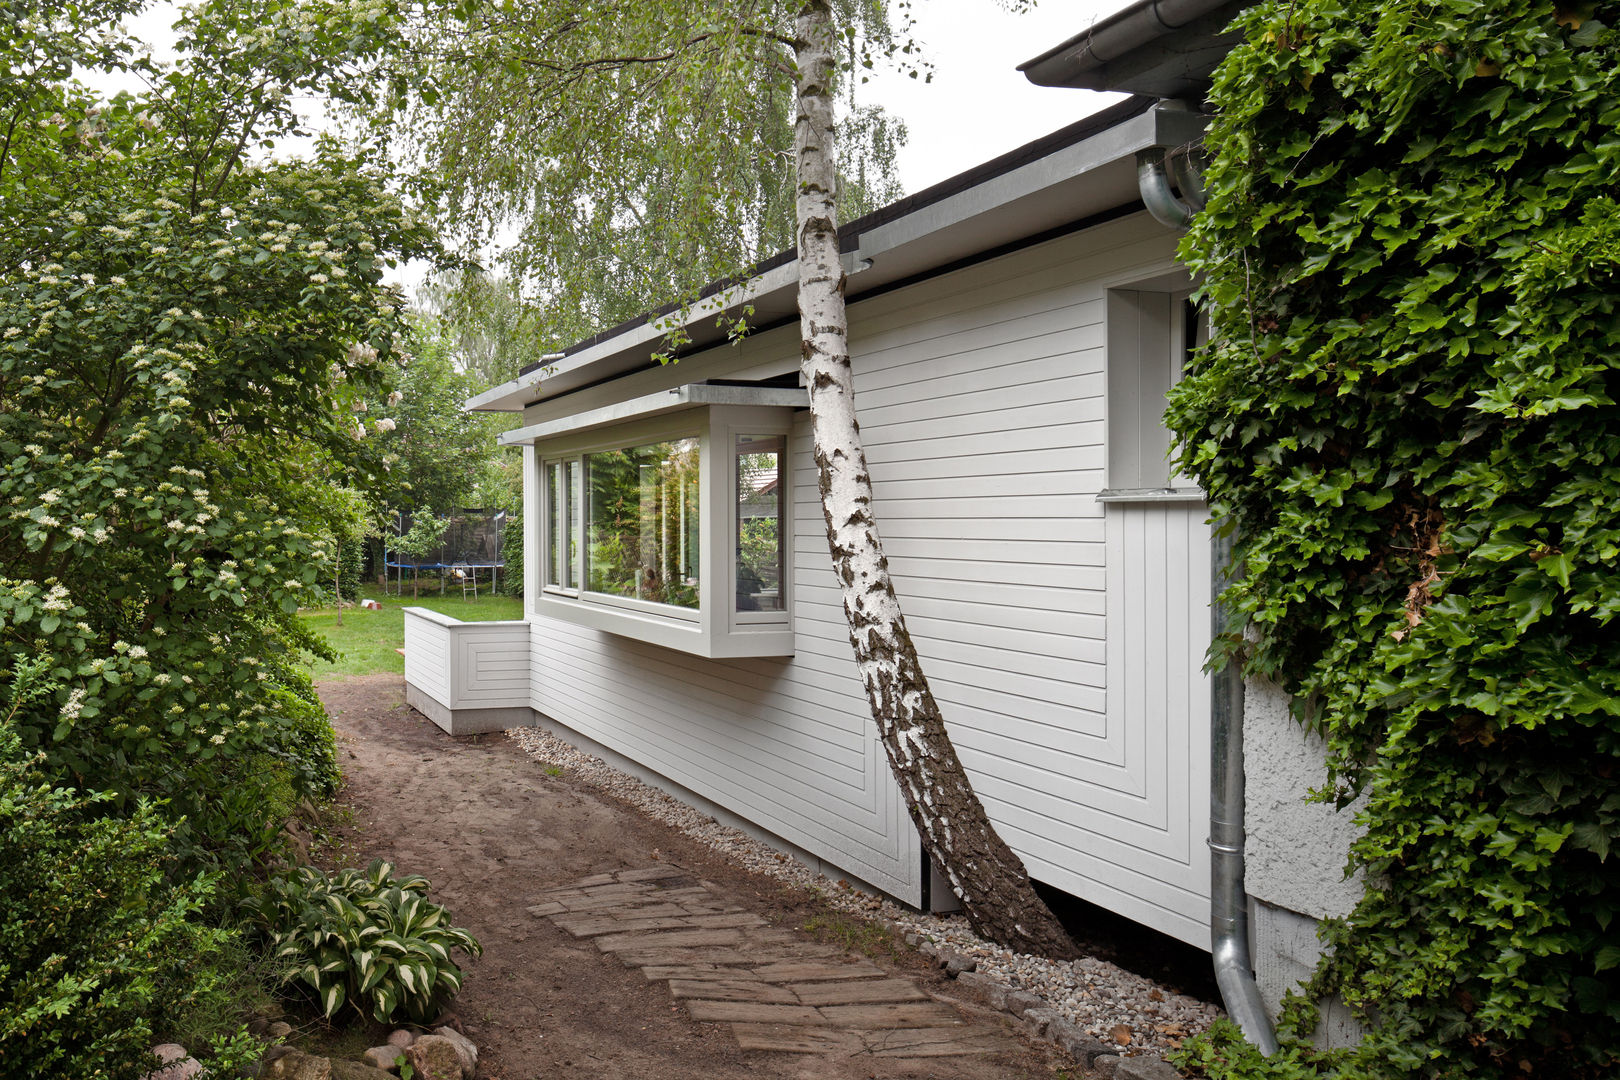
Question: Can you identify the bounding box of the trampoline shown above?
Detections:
[384,509,507,597]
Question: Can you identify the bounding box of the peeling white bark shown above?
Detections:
[790,0,1076,960]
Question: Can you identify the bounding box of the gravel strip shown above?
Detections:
[508,724,1221,1057]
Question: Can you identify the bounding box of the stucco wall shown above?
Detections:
[1244,676,1364,921]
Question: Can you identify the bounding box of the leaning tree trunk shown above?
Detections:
[791,0,1077,960]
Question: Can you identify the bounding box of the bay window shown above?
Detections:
[520,383,802,658]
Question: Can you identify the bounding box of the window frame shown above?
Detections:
[530,403,796,658]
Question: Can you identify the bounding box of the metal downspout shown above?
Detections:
[1132,112,1278,1051]
[1209,530,1280,1054]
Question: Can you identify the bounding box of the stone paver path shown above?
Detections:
[529,867,1016,1059]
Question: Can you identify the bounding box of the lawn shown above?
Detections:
[299,583,525,680]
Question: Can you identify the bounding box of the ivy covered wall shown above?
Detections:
[1167,2,1620,1077]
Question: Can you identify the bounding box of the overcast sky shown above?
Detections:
[98,1,1127,291]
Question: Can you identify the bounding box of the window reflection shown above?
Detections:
[586,438,700,609]
[736,434,785,612]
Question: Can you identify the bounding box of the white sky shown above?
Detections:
[93,1,1127,290]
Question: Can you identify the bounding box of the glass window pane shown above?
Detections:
[546,462,564,587]
[565,460,581,590]
[586,438,700,609]
[736,434,785,612]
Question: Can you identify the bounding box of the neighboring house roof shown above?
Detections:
[467,95,1207,415]
[1017,0,1250,99]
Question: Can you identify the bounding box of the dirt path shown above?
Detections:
[318,674,1071,1080]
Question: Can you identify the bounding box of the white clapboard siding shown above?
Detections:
[526,211,1214,940]
[402,612,451,703]
[403,608,531,734]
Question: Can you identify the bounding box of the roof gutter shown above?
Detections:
[1018,0,1246,94]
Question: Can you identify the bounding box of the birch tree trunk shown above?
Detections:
[791,0,1078,960]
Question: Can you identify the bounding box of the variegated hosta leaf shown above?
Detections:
[321,980,346,1019]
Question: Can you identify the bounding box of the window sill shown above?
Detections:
[1096,487,1206,504]
[534,591,794,659]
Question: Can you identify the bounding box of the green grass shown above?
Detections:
[298,583,524,680]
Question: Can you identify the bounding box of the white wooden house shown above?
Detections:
[408,1,1363,1049]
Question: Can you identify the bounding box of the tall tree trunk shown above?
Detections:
[791,1,1077,961]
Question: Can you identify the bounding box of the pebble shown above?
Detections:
[509,725,1221,1057]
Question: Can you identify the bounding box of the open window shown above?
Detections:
[519,384,802,658]
[1100,281,1206,503]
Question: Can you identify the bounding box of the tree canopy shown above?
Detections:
[378,0,908,348]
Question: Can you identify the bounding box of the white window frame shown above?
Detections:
[1100,282,1208,504]
[529,400,797,658]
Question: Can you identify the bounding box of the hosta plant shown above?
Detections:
[244,860,481,1024]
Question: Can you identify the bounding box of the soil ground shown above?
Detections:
[316,674,1077,1080]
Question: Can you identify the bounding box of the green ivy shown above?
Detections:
[1168,2,1620,1077]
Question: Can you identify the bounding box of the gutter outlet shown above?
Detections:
[1136,147,1194,231]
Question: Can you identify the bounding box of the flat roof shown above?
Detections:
[468,96,1206,414]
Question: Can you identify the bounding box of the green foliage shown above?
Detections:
[0,700,241,1080]
[1170,2,1620,1076]
[500,509,524,597]
[0,0,439,877]
[366,322,505,517]
[245,860,481,1025]
[381,0,908,347]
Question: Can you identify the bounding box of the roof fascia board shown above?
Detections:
[498,382,808,446]
[468,105,1207,416]
[851,106,1204,258]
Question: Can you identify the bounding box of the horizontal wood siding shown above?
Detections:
[403,612,452,705]
[453,625,531,708]
[526,212,1213,941]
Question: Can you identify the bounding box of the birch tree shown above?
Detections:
[388,0,1077,958]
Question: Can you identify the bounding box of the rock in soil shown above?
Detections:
[330,1061,396,1080]
[261,1050,332,1080]
[404,1035,466,1080]
[432,1026,478,1074]
[1116,1057,1185,1080]
[361,1047,400,1072]
[143,1044,200,1080]
[386,1030,415,1049]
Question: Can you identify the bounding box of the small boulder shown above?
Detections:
[386,1030,415,1049]
[431,1027,478,1075]
[362,1047,402,1073]
[143,1044,201,1080]
[1047,1018,1112,1065]
[404,1035,466,1080]
[1023,1007,1060,1038]
[1092,1054,1122,1079]
[1003,989,1044,1018]
[330,1061,396,1080]
[261,1050,333,1080]
[1116,1057,1184,1080]
[266,1021,295,1040]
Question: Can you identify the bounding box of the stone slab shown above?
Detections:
[860,1026,1008,1058]
[614,867,696,884]
[554,914,698,937]
[731,1023,866,1055]
[731,1023,865,1055]
[614,947,760,967]
[750,959,885,982]
[668,979,796,1004]
[526,902,566,917]
[818,1002,965,1029]
[790,978,930,1006]
[642,964,736,982]
[684,1000,825,1026]
[598,929,745,952]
